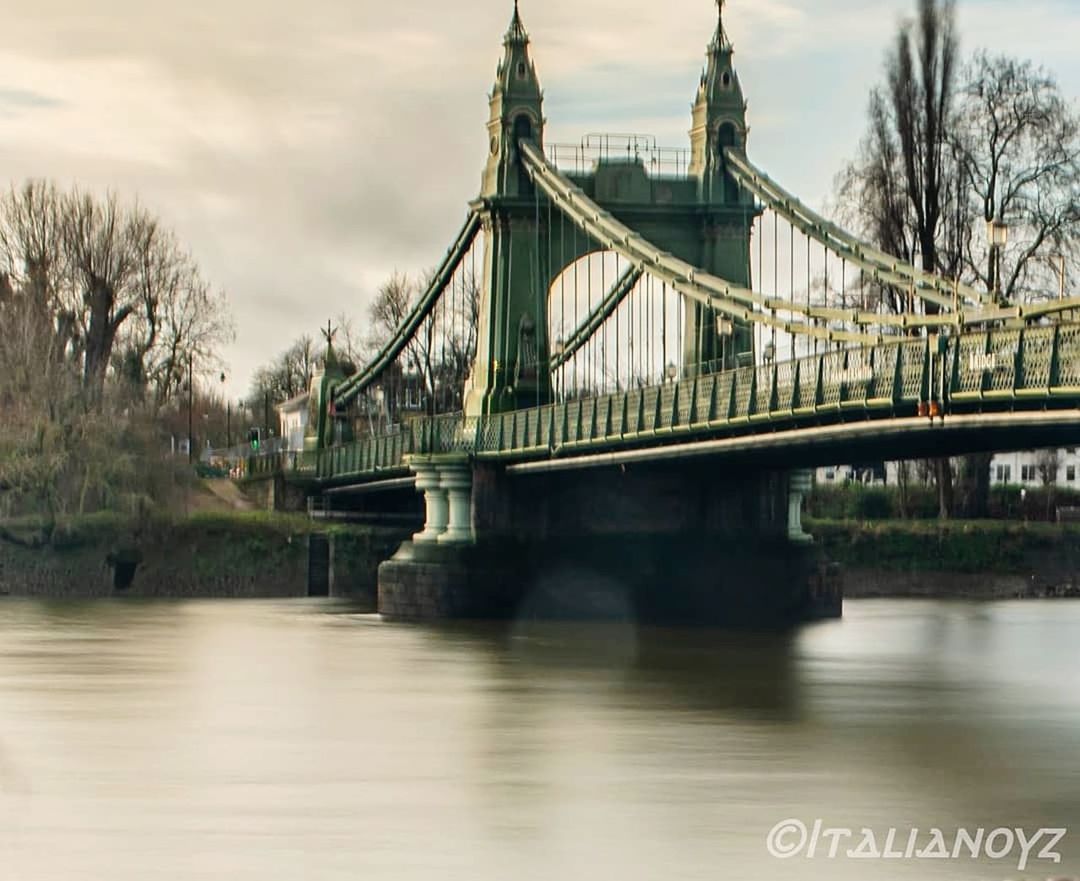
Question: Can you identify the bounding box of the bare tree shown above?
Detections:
[954,52,1080,302]
[0,178,233,520]
[248,335,318,406]
[839,0,960,517]
[366,269,481,416]
[62,191,149,393]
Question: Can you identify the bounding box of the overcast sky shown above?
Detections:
[2,0,1079,397]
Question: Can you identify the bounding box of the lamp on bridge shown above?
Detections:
[763,341,776,365]
[665,362,678,383]
[1049,253,1067,300]
[988,218,1009,303]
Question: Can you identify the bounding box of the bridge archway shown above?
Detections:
[547,250,688,400]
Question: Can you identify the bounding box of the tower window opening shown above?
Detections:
[716,122,738,149]
[721,71,732,88]
[516,61,527,79]
[513,114,533,146]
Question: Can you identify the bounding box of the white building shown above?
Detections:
[816,448,1080,487]
[277,393,310,453]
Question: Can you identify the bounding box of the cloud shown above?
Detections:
[1,0,1078,395]
[0,87,62,115]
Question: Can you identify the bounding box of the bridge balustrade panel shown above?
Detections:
[1055,325,1080,391]
[841,349,872,407]
[677,380,695,423]
[953,333,990,398]
[695,375,717,421]
[867,344,897,403]
[719,372,738,420]
[640,388,660,431]
[733,368,754,419]
[774,362,797,412]
[1019,326,1055,392]
[625,390,643,434]
[899,340,928,403]
[820,351,845,408]
[539,406,555,448]
[658,385,678,430]
[608,394,626,437]
[584,399,599,441]
[479,416,502,451]
[753,365,774,416]
[984,330,1020,396]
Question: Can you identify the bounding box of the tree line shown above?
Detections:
[249,270,479,430]
[0,181,233,520]
[837,0,1080,518]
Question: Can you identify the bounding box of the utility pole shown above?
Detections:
[220,372,231,449]
[187,352,194,465]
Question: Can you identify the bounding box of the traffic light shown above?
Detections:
[248,428,261,451]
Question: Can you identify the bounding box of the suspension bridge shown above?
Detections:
[248,3,1080,622]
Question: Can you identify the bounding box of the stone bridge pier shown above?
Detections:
[378,455,841,625]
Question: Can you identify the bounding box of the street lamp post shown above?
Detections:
[1050,253,1067,300]
[187,352,194,465]
[988,218,1009,303]
[220,372,230,449]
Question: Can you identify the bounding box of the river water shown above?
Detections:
[0,598,1077,881]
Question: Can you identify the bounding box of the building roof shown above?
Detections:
[276,392,310,414]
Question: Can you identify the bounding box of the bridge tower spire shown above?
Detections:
[690,0,748,187]
[467,4,551,416]
[480,1,545,198]
[685,1,756,371]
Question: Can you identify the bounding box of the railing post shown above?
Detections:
[812,354,826,409]
[1013,327,1025,393]
[920,340,931,403]
[1051,324,1062,390]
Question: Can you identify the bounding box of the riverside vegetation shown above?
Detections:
[0,510,411,602]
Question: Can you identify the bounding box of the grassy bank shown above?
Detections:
[809,518,1080,575]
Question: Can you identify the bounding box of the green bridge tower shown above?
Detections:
[464,2,759,417]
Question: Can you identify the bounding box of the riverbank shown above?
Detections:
[0,512,412,605]
[4,512,1078,605]
[810,519,1080,599]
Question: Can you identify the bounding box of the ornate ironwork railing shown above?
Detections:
[254,325,1080,484]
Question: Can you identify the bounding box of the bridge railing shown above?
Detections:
[302,324,1080,481]
[453,337,932,458]
[546,137,692,179]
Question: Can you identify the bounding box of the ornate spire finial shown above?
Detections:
[712,0,731,50]
[505,0,528,44]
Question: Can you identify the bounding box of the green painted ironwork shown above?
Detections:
[240,325,1080,485]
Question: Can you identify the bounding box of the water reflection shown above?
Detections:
[0,598,1077,880]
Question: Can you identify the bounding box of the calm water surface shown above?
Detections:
[1,598,1078,881]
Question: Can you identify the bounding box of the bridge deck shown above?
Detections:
[246,324,1080,486]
